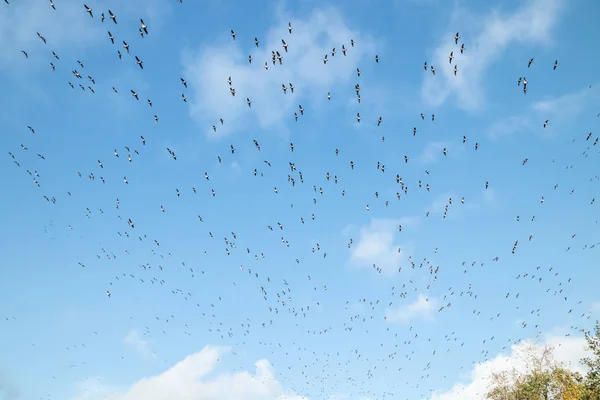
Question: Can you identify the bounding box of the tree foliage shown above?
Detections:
[485,322,600,400]
[581,321,600,399]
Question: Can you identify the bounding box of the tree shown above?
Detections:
[581,321,600,400]
[553,367,584,400]
[485,342,585,400]
[486,322,600,400]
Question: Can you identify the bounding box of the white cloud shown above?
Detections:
[0,2,103,71]
[348,218,419,276]
[485,115,533,140]
[421,0,564,111]
[117,0,174,37]
[425,192,459,218]
[532,86,599,127]
[124,330,156,359]
[181,6,377,138]
[486,86,599,139]
[72,345,306,400]
[385,294,439,324]
[0,0,170,110]
[430,335,589,400]
[0,0,173,77]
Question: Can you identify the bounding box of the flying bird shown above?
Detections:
[140,19,148,35]
[84,4,92,17]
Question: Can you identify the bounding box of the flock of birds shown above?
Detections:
[2,1,600,400]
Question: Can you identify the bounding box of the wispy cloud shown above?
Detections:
[421,0,565,111]
[124,329,155,359]
[181,5,377,138]
[0,1,168,114]
[0,369,19,400]
[117,0,174,37]
[485,115,533,140]
[418,140,465,164]
[385,294,439,324]
[486,86,599,139]
[348,217,419,276]
[531,86,599,131]
[425,192,465,218]
[482,188,497,205]
[0,2,105,72]
[0,0,173,72]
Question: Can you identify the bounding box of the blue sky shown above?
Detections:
[1,0,599,399]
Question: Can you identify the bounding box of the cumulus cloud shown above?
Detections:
[72,345,306,400]
[348,218,419,276]
[124,329,155,359]
[181,6,377,138]
[430,334,589,400]
[421,0,564,111]
[486,85,599,139]
[385,294,439,324]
